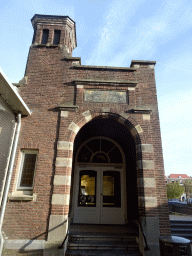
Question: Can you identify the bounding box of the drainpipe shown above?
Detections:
[0,113,21,255]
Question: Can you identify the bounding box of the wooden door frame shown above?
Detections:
[71,136,127,224]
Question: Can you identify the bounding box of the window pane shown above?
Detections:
[78,145,92,162]
[108,146,122,163]
[78,170,96,207]
[101,139,114,153]
[103,171,121,207]
[86,139,100,153]
[20,154,37,187]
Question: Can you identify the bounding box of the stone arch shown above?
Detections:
[67,110,146,149]
[67,110,145,214]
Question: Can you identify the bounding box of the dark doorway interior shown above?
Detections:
[71,117,139,220]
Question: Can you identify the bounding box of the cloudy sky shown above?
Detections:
[0,0,192,176]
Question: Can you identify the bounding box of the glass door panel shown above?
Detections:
[103,171,121,207]
[78,170,96,207]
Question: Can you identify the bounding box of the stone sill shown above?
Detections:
[8,191,37,201]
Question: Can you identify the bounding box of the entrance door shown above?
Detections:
[73,166,126,224]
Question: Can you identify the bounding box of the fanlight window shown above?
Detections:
[77,138,122,164]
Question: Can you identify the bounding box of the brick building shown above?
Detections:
[166,174,191,184]
[2,14,170,256]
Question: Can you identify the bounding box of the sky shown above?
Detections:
[0,0,192,176]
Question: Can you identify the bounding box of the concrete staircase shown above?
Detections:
[65,224,142,256]
[170,220,192,241]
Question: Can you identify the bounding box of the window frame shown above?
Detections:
[17,150,38,190]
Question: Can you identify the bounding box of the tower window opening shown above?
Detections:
[53,30,61,45]
[41,29,49,44]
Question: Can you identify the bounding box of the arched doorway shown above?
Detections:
[70,117,139,225]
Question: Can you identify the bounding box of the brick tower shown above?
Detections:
[2,14,170,256]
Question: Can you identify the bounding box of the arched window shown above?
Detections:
[77,138,123,164]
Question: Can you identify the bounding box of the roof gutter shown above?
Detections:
[0,67,31,116]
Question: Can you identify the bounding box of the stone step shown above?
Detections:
[67,241,138,250]
[69,235,136,242]
[65,249,142,256]
[66,224,141,256]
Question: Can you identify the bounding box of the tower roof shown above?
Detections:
[31,14,75,24]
